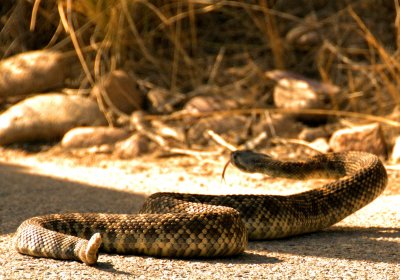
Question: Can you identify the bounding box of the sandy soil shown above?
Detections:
[0,148,399,279]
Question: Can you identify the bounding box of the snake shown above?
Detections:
[14,150,388,265]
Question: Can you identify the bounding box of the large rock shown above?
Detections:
[0,94,106,145]
[299,126,331,142]
[61,127,130,148]
[266,70,339,123]
[0,50,69,98]
[252,114,304,139]
[115,134,152,158]
[91,70,144,115]
[147,87,176,113]
[187,115,247,146]
[329,123,387,157]
[184,94,240,113]
[309,137,330,153]
[390,136,400,163]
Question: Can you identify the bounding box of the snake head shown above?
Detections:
[230,150,273,174]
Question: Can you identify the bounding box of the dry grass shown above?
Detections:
[1,0,399,119]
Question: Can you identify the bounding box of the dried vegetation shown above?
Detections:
[1,0,400,154]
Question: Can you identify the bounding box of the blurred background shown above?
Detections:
[0,0,399,160]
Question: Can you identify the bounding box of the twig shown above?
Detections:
[208,47,225,84]
[61,0,94,86]
[166,148,222,159]
[132,113,221,159]
[243,131,268,150]
[206,130,237,151]
[264,112,277,137]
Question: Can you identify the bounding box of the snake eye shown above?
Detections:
[231,150,254,171]
[231,150,248,165]
[231,151,238,161]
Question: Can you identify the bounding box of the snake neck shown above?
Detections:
[260,157,347,180]
[230,150,382,180]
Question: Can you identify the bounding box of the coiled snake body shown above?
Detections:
[14,151,388,265]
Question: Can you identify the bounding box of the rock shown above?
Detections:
[0,50,70,98]
[61,127,130,148]
[329,123,387,157]
[147,87,178,113]
[252,114,304,139]
[146,86,222,114]
[309,137,330,153]
[390,136,400,163]
[187,115,247,146]
[92,70,144,115]
[266,70,339,123]
[299,126,331,142]
[390,135,400,163]
[0,93,106,145]
[380,106,400,149]
[184,95,240,113]
[85,144,115,155]
[151,120,185,143]
[115,134,151,158]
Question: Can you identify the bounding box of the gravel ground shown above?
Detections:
[0,151,399,279]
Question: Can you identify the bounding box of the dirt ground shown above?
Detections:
[0,148,399,280]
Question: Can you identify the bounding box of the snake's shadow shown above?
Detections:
[248,226,400,264]
[95,262,133,276]
[94,252,281,274]
[98,224,399,274]
[178,251,281,265]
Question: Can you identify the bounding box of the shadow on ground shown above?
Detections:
[249,225,399,264]
[0,162,146,234]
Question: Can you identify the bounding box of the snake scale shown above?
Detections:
[14,150,388,265]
